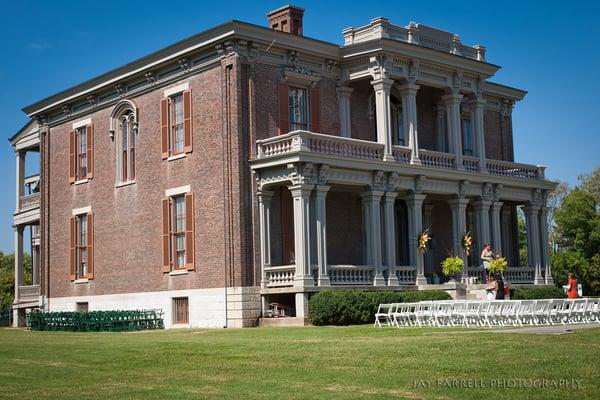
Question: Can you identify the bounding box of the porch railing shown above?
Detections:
[18,284,40,301]
[419,149,455,169]
[486,160,545,180]
[264,265,295,288]
[330,265,374,285]
[462,156,480,172]
[466,266,536,284]
[395,266,417,284]
[392,145,411,164]
[19,193,40,211]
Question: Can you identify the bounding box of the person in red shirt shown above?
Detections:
[565,272,578,299]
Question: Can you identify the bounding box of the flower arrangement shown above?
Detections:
[488,256,508,274]
[441,256,464,277]
[418,229,431,254]
[462,232,473,256]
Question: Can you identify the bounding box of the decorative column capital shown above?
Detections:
[336,85,354,98]
[491,201,504,211]
[448,197,470,209]
[370,77,394,92]
[314,185,330,197]
[257,189,275,202]
[383,190,398,203]
[397,83,420,96]
[441,92,463,105]
[360,190,385,203]
[523,204,541,215]
[288,184,314,198]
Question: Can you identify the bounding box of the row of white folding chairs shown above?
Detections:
[374,298,600,328]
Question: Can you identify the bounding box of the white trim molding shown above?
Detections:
[72,206,92,216]
[165,185,191,197]
[72,118,92,129]
[164,82,190,98]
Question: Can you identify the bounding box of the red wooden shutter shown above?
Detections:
[86,125,94,179]
[69,217,76,280]
[161,198,171,272]
[69,130,76,183]
[278,83,289,135]
[183,89,193,153]
[86,213,94,279]
[184,192,195,271]
[160,98,169,159]
[310,87,320,133]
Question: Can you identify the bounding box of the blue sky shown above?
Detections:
[0,0,598,253]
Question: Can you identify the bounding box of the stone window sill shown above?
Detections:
[115,180,136,188]
[74,179,89,186]
[169,269,189,276]
[167,153,186,162]
[74,278,89,284]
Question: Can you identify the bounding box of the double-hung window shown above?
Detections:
[160,89,192,159]
[288,87,309,131]
[278,82,320,135]
[162,192,195,272]
[69,124,93,183]
[70,211,94,281]
[395,106,405,146]
[462,118,474,156]
[118,113,136,182]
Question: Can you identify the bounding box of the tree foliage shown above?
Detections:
[578,166,600,206]
[0,252,32,311]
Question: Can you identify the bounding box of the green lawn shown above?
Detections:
[0,326,598,400]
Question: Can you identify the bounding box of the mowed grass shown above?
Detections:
[0,325,599,400]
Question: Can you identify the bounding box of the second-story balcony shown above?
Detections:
[256,130,546,181]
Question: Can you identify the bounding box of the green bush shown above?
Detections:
[308,290,451,326]
[441,256,464,276]
[511,287,566,300]
[27,309,164,332]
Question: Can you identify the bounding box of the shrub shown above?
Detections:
[308,290,451,326]
[441,256,464,276]
[488,257,508,274]
[511,287,566,300]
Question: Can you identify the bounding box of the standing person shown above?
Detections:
[495,274,505,300]
[485,275,496,301]
[563,272,578,299]
[480,244,494,276]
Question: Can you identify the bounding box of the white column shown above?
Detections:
[383,192,399,286]
[290,184,314,287]
[435,103,446,152]
[406,193,426,285]
[422,204,435,274]
[473,96,487,172]
[442,92,464,170]
[448,197,469,279]
[539,206,553,285]
[13,226,23,328]
[315,186,330,286]
[524,205,543,284]
[32,245,40,286]
[337,86,353,138]
[361,191,385,285]
[371,78,394,161]
[398,84,421,165]
[473,200,492,265]
[501,207,513,265]
[258,190,274,288]
[15,151,25,211]
[490,201,503,256]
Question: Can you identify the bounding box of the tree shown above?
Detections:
[0,252,32,311]
[517,211,528,267]
[546,181,569,252]
[554,189,600,259]
[578,167,600,207]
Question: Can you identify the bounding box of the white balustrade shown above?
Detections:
[395,266,417,284]
[392,145,411,164]
[18,284,40,300]
[419,149,455,169]
[264,265,295,287]
[462,156,479,172]
[466,267,535,284]
[486,160,545,180]
[330,265,375,285]
[19,193,40,211]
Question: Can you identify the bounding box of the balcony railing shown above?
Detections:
[466,267,536,284]
[19,192,40,211]
[18,284,40,301]
[395,266,417,284]
[264,265,295,288]
[256,131,546,181]
[330,265,374,285]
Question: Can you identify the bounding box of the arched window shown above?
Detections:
[110,100,138,184]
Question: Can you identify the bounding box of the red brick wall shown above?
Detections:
[349,80,376,141]
[47,66,235,298]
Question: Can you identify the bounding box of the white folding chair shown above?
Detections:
[501,300,520,326]
[450,301,468,327]
[516,300,536,326]
[583,298,599,323]
[434,302,453,327]
[569,299,588,324]
[416,301,434,327]
[374,303,394,327]
[533,300,551,325]
[548,299,566,325]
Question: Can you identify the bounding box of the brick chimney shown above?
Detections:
[268,5,304,36]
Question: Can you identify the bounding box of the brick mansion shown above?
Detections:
[10,5,556,327]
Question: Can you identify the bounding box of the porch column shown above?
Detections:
[405,193,427,285]
[490,201,504,256]
[398,84,421,165]
[422,204,435,274]
[361,191,385,285]
[315,186,330,286]
[473,199,492,266]
[383,191,399,286]
[524,205,543,284]
[501,207,513,265]
[32,245,40,286]
[337,86,353,138]
[289,184,315,287]
[258,190,274,288]
[15,151,25,211]
[371,78,394,161]
[539,206,554,285]
[473,96,487,173]
[13,225,23,327]
[448,197,469,279]
[442,92,464,170]
[435,103,446,152]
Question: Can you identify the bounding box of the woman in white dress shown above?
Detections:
[480,243,494,277]
[485,274,497,301]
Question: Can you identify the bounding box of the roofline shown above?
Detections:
[22,20,342,117]
[8,119,37,145]
[484,81,527,101]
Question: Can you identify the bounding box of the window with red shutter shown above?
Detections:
[183,90,193,153]
[161,90,192,159]
[184,192,195,271]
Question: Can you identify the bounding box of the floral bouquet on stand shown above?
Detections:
[418,229,430,254]
[488,256,508,275]
[462,231,473,257]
